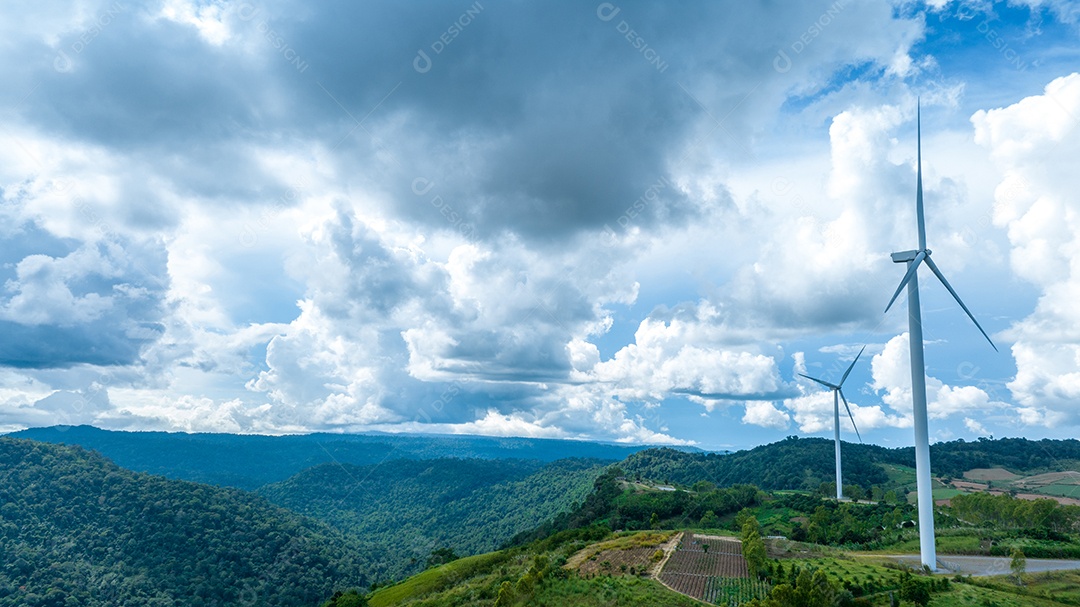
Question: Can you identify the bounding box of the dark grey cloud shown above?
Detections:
[14,0,886,242]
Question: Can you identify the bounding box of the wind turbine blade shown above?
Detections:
[838,345,867,387]
[838,389,862,443]
[923,256,998,352]
[798,373,837,390]
[917,101,927,251]
[884,251,926,313]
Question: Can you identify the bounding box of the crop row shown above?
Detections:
[703,577,772,606]
[680,535,742,555]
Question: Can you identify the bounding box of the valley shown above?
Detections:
[5,428,1080,606]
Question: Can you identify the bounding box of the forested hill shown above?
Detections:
[0,438,371,607]
[621,438,895,490]
[895,436,1080,477]
[619,436,1080,491]
[259,457,608,575]
[8,425,681,490]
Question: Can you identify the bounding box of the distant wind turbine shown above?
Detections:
[800,346,865,501]
[884,102,998,571]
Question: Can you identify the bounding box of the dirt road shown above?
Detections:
[862,554,1080,576]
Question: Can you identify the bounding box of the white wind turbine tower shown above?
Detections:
[800,346,865,501]
[884,102,998,570]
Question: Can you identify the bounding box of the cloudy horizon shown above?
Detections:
[2,0,1079,449]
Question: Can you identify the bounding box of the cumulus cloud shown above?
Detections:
[742,401,790,430]
[972,73,1080,426]
[2,0,1070,446]
[0,231,167,368]
[587,302,791,403]
[964,417,988,435]
[783,350,906,434]
[871,333,1008,420]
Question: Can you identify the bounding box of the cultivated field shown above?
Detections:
[577,546,658,576]
[947,467,1080,505]
[658,534,766,603]
[964,468,1020,481]
[566,530,676,577]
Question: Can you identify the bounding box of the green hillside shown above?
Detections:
[619,438,895,491]
[619,436,1080,494]
[362,526,1080,607]
[259,457,609,577]
[365,528,701,607]
[0,438,370,607]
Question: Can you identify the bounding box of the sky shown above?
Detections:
[1,0,1079,450]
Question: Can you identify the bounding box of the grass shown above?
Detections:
[931,582,1070,607]
[802,554,1080,606]
[1036,484,1080,499]
[752,505,802,536]
[530,575,703,607]
[964,468,1021,482]
[367,529,1080,607]
[564,530,673,569]
[947,569,1080,606]
[367,540,705,607]
[932,487,967,500]
[878,463,917,491]
[368,551,510,607]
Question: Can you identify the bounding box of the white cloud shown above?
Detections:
[588,302,788,403]
[871,333,1007,420]
[742,401,790,430]
[784,350,907,434]
[157,0,231,46]
[2,1,1077,446]
[964,417,988,434]
[973,73,1080,426]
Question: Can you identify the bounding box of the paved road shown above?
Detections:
[864,554,1080,577]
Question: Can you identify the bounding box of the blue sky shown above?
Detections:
[1,0,1079,449]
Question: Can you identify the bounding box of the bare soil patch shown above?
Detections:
[1017,471,1080,487]
[964,468,1019,481]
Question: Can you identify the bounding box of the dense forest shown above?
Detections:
[509,467,764,545]
[896,436,1080,478]
[11,425,665,490]
[6,428,1080,606]
[619,435,1080,492]
[0,438,370,607]
[619,438,894,490]
[259,457,607,573]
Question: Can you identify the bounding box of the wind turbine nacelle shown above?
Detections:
[891,249,925,263]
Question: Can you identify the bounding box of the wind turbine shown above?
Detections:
[800,346,865,501]
[884,102,998,570]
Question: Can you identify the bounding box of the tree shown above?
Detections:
[426,547,459,568]
[738,511,760,540]
[1011,548,1026,585]
[649,512,660,529]
[322,590,368,607]
[843,484,865,502]
[493,581,514,607]
[900,577,930,607]
[742,529,768,579]
[757,568,838,607]
[734,503,760,531]
[700,510,720,528]
[692,480,717,493]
